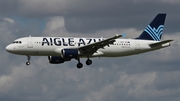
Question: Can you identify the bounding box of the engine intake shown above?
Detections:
[61,49,79,59]
[48,56,70,64]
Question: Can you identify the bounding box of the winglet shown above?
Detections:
[122,33,126,37]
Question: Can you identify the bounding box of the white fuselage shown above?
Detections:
[6,37,170,57]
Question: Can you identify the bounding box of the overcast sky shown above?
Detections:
[0,0,180,101]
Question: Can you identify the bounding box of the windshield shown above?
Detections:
[12,41,22,44]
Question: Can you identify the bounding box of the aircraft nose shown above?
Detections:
[6,45,13,52]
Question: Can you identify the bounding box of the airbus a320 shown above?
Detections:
[6,14,173,68]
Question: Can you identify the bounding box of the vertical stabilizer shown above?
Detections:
[136,14,166,41]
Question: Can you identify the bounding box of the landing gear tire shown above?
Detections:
[86,59,92,65]
[26,61,30,65]
[77,62,83,69]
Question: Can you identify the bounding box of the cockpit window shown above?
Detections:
[12,41,22,44]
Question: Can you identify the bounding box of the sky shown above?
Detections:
[0,0,180,101]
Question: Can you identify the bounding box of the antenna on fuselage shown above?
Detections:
[101,36,103,40]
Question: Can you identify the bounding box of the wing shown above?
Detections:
[78,34,122,56]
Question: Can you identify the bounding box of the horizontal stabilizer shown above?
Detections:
[149,40,173,47]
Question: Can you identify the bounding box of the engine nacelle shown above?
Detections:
[61,49,80,59]
[48,56,70,64]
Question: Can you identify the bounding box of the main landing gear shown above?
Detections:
[25,55,92,68]
[26,55,31,65]
[76,58,92,69]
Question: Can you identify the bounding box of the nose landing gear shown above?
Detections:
[26,55,31,65]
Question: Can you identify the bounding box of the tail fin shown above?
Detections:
[136,13,166,41]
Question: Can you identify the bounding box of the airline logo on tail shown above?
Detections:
[136,14,166,41]
[144,25,164,41]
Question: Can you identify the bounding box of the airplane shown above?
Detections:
[6,13,173,69]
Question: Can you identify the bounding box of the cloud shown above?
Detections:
[1,18,14,24]
[0,0,180,101]
[1,0,180,33]
[0,17,16,43]
[42,16,142,38]
[160,0,180,3]
[0,75,13,94]
[43,16,67,37]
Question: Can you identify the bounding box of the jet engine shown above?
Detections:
[48,56,70,64]
[61,49,80,59]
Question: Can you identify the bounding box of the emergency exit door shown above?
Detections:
[27,37,33,48]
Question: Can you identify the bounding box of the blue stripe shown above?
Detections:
[155,25,163,38]
[145,29,157,40]
[147,25,160,40]
[145,25,164,41]
[146,25,159,40]
[145,26,158,40]
[148,25,160,40]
